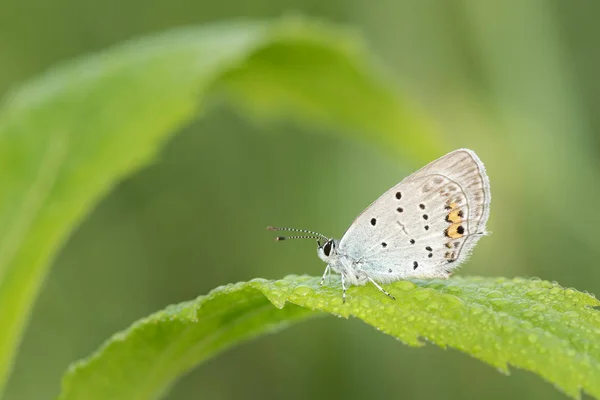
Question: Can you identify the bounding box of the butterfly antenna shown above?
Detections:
[266,226,328,242]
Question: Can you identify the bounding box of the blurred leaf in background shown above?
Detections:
[0,0,599,400]
[0,17,438,398]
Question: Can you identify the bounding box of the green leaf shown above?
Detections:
[59,275,600,400]
[0,17,440,396]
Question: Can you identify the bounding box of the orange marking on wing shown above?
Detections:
[444,223,464,239]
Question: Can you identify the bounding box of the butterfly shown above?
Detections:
[269,149,491,303]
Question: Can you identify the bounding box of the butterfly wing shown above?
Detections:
[338,148,490,281]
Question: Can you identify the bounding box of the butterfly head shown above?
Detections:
[316,238,339,262]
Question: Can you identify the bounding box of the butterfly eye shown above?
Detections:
[323,240,333,257]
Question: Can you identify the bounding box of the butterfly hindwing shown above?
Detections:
[338,149,490,280]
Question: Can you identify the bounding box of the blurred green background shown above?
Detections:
[2,1,599,399]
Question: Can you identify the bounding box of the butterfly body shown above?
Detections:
[270,148,491,303]
[317,239,368,286]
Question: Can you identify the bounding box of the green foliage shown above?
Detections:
[0,17,436,397]
[59,276,600,400]
[59,278,318,400]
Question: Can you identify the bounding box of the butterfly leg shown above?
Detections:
[319,265,330,287]
[365,276,396,300]
[341,272,347,304]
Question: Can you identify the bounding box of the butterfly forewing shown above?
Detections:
[338,149,490,280]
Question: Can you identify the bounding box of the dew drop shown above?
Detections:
[443,295,463,308]
[503,325,516,334]
[523,310,536,318]
[529,304,546,312]
[274,280,292,290]
[293,285,313,297]
[446,286,462,295]
[564,311,579,318]
[527,334,538,343]
[396,281,415,291]
[470,307,484,316]
[414,290,433,301]
[329,296,344,307]
[486,290,503,299]
[521,321,534,330]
